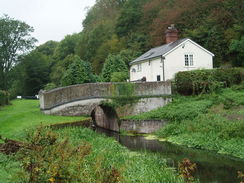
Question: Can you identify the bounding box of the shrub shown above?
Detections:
[61,55,94,86]
[16,127,122,183]
[101,54,128,82]
[0,90,9,106]
[110,72,128,82]
[175,68,243,95]
[44,83,56,91]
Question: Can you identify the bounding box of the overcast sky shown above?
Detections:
[0,0,96,45]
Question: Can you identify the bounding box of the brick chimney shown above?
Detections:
[165,24,179,44]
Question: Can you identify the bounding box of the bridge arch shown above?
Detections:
[91,104,120,132]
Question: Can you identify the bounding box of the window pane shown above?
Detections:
[137,64,142,72]
[185,55,189,66]
[189,55,193,66]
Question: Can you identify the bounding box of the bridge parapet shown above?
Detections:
[39,81,171,111]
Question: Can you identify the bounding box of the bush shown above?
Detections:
[101,54,128,82]
[44,83,56,91]
[16,127,122,183]
[0,90,9,106]
[61,56,94,86]
[175,68,243,95]
[110,72,128,82]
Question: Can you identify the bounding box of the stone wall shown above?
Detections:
[39,81,171,111]
[120,119,167,134]
[116,97,171,117]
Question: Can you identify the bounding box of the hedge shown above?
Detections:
[175,68,243,95]
[0,90,9,106]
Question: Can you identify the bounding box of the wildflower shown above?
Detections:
[48,177,55,183]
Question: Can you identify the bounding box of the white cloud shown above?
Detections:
[0,0,96,45]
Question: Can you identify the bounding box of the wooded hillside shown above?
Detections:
[1,0,243,96]
[78,0,243,72]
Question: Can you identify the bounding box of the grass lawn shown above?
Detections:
[0,99,86,140]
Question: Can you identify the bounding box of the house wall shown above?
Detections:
[164,40,213,80]
[130,40,213,81]
[130,57,163,82]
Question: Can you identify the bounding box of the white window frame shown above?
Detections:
[184,53,194,66]
[137,63,142,72]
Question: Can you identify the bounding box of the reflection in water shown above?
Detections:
[95,127,244,183]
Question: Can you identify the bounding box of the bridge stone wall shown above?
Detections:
[39,81,171,116]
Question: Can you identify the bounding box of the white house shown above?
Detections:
[129,25,214,82]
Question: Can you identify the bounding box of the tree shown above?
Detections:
[101,54,128,82]
[53,34,80,61]
[35,40,58,57]
[0,15,36,90]
[50,54,76,86]
[115,0,145,37]
[118,49,141,67]
[21,51,50,95]
[61,55,94,86]
[229,37,244,66]
[92,35,125,73]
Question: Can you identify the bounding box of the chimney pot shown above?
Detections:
[165,24,178,44]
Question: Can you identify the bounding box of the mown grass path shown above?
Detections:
[0,100,86,139]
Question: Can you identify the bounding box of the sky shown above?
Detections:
[0,0,96,45]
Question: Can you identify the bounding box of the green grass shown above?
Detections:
[156,112,244,158]
[0,154,21,182]
[124,87,244,159]
[57,127,184,183]
[1,127,185,183]
[0,100,186,183]
[125,87,244,122]
[152,88,244,159]
[125,99,213,121]
[0,127,186,183]
[0,99,86,139]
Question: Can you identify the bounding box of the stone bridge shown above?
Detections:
[39,82,171,132]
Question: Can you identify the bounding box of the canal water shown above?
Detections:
[95,127,244,183]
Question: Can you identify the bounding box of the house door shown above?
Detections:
[157,75,161,81]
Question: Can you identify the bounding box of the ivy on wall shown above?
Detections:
[105,82,139,107]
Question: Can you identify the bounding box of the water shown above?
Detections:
[95,127,244,183]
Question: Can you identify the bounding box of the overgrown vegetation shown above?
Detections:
[175,68,243,95]
[126,99,213,121]
[102,82,140,109]
[0,126,185,183]
[178,159,197,183]
[128,87,244,159]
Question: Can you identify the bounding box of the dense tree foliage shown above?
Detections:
[76,0,244,71]
[2,0,243,96]
[20,51,50,95]
[61,55,94,86]
[101,54,128,82]
[0,15,36,90]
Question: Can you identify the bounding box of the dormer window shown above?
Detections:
[185,54,194,66]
